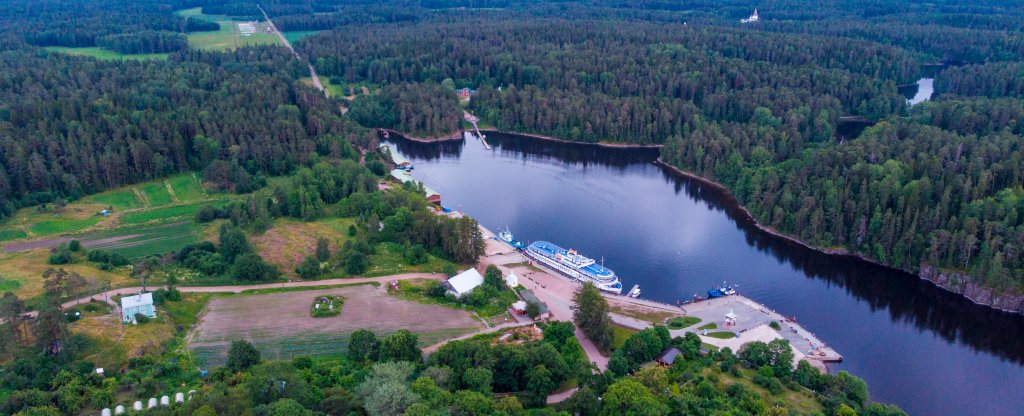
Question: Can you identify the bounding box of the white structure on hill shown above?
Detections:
[505,272,519,288]
[121,293,155,324]
[741,9,759,23]
[443,268,484,297]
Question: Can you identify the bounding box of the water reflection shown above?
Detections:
[385,131,1024,416]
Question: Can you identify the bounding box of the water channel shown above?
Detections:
[385,132,1024,416]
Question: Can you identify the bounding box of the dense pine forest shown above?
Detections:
[282,0,1024,295]
[0,0,1022,415]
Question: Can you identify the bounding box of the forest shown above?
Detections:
[0,0,1018,414]
[282,0,1024,292]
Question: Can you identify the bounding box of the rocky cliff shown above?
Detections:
[920,265,1024,314]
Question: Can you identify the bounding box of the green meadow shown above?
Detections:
[44,46,168,61]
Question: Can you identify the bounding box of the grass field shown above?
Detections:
[29,216,102,236]
[176,8,281,51]
[710,366,823,414]
[83,188,142,210]
[167,174,206,202]
[140,181,174,206]
[611,324,639,352]
[85,221,202,259]
[252,217,355,275]
[301,76,347,98]
[0,276,22,291]
[0,174,219,242]
[667,316,701,329]
[397,277,518,318]
[0,229,27,242]
[44,46,169,61]
[189,285,481,366]
[0,249,131,299]
[120,200,229,225]
[72,293,210,370]
[707,331,737,339]
[283,30,321,43]
[364,242,455,277]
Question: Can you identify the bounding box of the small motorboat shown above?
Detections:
[629,286,641,298]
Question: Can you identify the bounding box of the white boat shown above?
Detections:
[629,286,641,298]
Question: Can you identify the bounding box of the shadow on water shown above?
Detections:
[391,131,1024,366]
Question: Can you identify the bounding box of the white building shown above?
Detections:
[741,9,759,23]
[121,293,155,324]
[443,268,484,297]
[505,272,519,288]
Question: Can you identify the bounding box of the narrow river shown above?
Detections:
[386,133,1024,416]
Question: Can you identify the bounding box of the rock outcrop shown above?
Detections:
[920,265,1024,314]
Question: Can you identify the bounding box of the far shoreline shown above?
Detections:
[385,126,1023,316]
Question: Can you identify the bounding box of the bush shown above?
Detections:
[48,243,72,265]
[296,256,323,279]
[134,313,150,324]
[769,321,781,330]
[195,205,220,223]
[226,340,261,372]
[67,240,81,251]
[403,244,427,265]
[232,253,277,281]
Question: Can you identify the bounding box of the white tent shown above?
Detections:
[445,268,484,296]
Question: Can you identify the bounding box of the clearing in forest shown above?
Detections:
[188,285,482,366]
[175,8,281,51]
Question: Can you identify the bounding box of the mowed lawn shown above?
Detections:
[189,285,482,366]
[44,46,169,61]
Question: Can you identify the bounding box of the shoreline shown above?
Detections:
[482,129,663,149]
[383,127,1022,316]
[381,128,464,143]
[653,158,1023,316]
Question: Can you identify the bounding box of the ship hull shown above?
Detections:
[525,242,622,294]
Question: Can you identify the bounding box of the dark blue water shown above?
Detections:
[385,132,1024,416]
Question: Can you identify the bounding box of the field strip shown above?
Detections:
[164,180,179,203]
[132,187,150,206]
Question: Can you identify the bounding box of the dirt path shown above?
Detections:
[257,4,328,98]
[421,321,535,355]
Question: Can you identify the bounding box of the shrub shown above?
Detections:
[134,313,150,324]
[67,240,81,251]
[226,340,261,372]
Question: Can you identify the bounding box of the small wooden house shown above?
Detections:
[121,293,155,324]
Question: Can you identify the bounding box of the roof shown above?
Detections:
[512,300,528,311]
[506,272,519,285]
[446,268,484,295]
[121,293,153,309]
[725,309,738,319]
[518,289,550,314]
[657,347,683,365]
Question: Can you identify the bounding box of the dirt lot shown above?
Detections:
[189,284,482,366]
